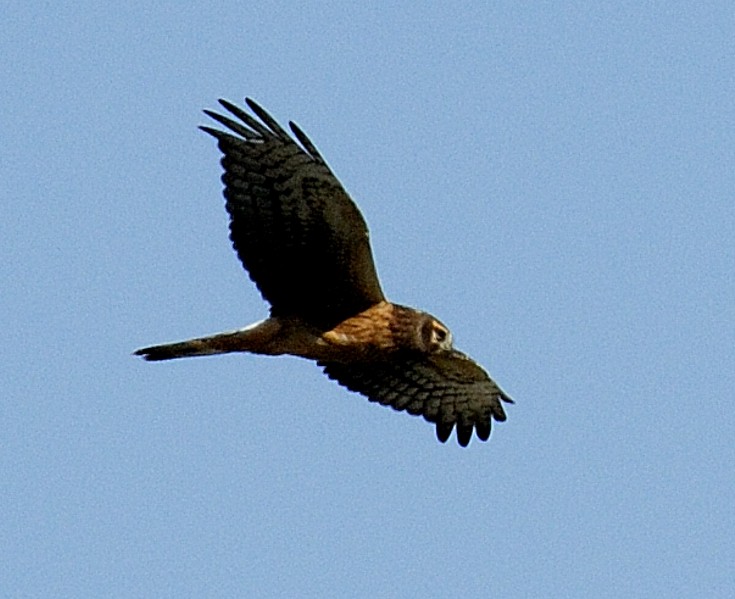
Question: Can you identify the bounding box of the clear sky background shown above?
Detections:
[2,2,733,597]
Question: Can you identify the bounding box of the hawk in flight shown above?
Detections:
[135,99,512,446]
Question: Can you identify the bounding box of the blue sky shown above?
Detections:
[2,2,733,597]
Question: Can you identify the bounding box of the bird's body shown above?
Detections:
[138,301,428,363]
[135,99,512,446]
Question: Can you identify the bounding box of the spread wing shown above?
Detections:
[320,350,513,447]
[200,99,385,330]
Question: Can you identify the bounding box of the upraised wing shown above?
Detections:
[201,99,385,330]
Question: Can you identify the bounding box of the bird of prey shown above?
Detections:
[135,98,512,446]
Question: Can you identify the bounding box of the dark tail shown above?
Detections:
[134,320,276,361]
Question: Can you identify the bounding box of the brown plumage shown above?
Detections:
[135,98,512,446]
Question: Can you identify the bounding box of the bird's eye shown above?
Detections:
[434,327,446,342]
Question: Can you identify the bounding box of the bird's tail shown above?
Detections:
[134,320,277,362]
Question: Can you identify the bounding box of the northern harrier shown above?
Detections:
[135,99,512,446]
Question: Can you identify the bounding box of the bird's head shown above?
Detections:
[421,315,453,352]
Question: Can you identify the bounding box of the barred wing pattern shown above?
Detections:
[321,350,513,446]
[201,99,385,330]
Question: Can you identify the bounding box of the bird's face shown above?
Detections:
[421,316,453,352]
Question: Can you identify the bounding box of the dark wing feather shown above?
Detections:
[320,350,512,447]
[200,99,385,330]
